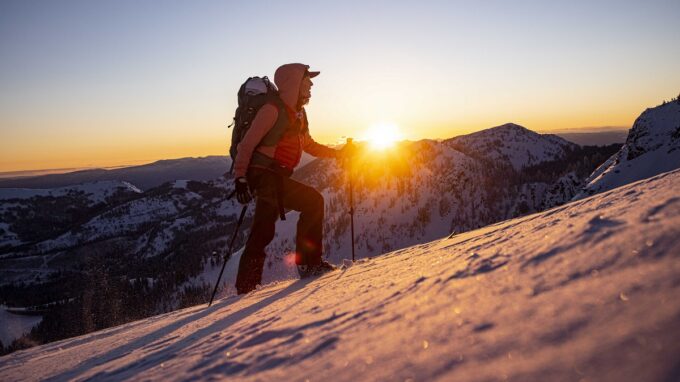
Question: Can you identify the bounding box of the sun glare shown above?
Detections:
[364,122,403,150]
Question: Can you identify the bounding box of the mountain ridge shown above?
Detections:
[0,156,231,191]
[1,167,678,381]
[445,122,578,170]
[0,118,653,354]
[576,101,680,198]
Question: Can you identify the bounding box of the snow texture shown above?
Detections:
[0,181,141,204]
[576,101,680,198]
[0,177,243,287]
[1,169,679,381]
[223,134,585,291]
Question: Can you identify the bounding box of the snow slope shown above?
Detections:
[213,136,604,291]
[0,181,141,204]
[0,181,143,250]
[1,169,679,381]
[577,101,680,198]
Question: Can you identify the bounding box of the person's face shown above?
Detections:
[299,75,313,105]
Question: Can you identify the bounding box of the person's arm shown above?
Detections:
[233,104,279,178]
[300,109,338,158]
[302,130,338,158]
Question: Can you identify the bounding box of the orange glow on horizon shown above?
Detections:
[0,95,650,174]
[362,122,403,150]
[2,2,678,175]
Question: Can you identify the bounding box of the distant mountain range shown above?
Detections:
[2,99,679,355]
[4,166,678,381]
[0,154,319,191]
[0,156,231,191]
[553,129,628,146]
[219,123,619,289]
[0,129,624,191]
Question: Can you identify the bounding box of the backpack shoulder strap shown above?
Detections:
[260,97,291,146]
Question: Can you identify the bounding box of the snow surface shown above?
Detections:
[172,180,189,189]
[31,196,182,255]
[1,169,679,381]
[0,181,144,251]
[446,123,576,170]
[0,181,142,204]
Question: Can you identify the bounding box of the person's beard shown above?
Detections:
[298,96,311,109]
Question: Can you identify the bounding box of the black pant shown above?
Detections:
[235,168,325,294]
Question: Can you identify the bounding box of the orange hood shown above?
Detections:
[274,63,312,111]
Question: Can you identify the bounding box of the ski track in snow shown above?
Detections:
[1,170,680,381]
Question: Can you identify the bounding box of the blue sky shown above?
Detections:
[1,0,679,171]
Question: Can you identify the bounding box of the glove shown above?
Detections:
[235,177,252,204]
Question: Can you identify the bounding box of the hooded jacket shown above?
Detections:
[233,63,337,178]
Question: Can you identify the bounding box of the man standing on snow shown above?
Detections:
[233,63,346,294]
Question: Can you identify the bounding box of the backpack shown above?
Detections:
[228,76,281,173]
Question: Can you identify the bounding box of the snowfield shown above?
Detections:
[0,181,142,204]
[1,169,679,381]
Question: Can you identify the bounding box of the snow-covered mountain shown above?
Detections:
[446,123,578,170]
[0,125,617,354]
[0,180,142,202]
[0,181,142,250]
[1,168,678,381]
[0,179,245,280]
[0,176,256,353]
[202,126,616,295]
[576,100,680,198]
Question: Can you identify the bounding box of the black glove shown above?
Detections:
[235,177,252,204]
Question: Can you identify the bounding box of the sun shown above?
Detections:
[364,122,403,150]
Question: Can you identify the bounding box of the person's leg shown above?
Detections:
[235,172,278,294]
[280,177,325,265]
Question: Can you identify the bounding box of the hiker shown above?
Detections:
[233,63,348,294]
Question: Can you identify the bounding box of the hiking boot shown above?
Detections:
[297,260,336,278]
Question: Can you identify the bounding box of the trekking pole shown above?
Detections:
[208,202,248,307]
[347,138,356,262]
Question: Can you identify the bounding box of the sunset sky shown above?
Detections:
[1,0,679,172]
